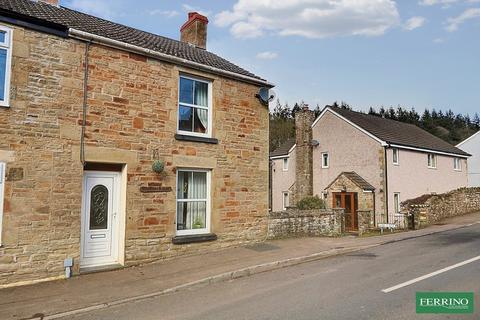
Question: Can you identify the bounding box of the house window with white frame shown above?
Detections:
[392,148,399,165]
[283,158,288,171]
[321,152,329,168]
[282,192,289,210]
[176,169,211,235]
[178,75,211,137]
[427,153,436,168]
[0,25,13,107]
[0,162,5,246]
[454,158,461,171]
[393,193,400,214]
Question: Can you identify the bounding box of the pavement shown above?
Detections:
[1,212,479,320]
[73,222,480,320]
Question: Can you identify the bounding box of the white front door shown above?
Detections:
[81,171,120,268]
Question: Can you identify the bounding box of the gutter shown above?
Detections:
[68,28,275,88]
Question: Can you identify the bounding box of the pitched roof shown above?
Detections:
[0,0,267,83]
[325,171,375,191]
[327,106,470,157]
[270,138,295,158]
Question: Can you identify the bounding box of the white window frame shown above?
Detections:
[0,25,13,108]
[321,152,329,169]
[392,148,399,165]
[282,158,288,171]
[454,158,461,171]
[393,192,400,214]
[175,169,211,236]
[177,75,213,138]
[427,153,437,169]
[282,192,289,210]
[0,162,5,246]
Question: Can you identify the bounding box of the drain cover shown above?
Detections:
[245,243,280,252]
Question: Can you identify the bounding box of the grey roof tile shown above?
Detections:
[270,138,295,158]
[330,106,469,156]
[0,0,265,81]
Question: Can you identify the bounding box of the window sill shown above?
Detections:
[175,134,218,144]
[172,233,217,245]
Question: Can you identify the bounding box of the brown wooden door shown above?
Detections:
[333,192,358,231]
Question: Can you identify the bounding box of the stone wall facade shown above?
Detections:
[267,208,344,239]
[0,23,269,286]
[402,188,480,228]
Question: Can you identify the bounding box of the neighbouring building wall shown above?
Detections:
[271,150,296,212]
[0,23,269,286]
[312,111,385,221]
[386,148,468,215]
[457,134,480,187]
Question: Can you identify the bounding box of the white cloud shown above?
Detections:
[445,7,480,31]
[182,4,211,17]
[404,16,426,30]
[419,0,479,8]
[419,0,459,6]
[150,10,179,18]
[69,0,119,19]
[215,0,400,39]
[433,37,445,42]
[256,51,279,59]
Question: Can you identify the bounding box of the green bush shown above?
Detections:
[297,196,326,210]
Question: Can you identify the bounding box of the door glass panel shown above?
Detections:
[345,194,352,213]
[90,185,108,230]
[335,195,342,208]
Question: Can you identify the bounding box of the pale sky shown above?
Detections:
[63,0,480,115]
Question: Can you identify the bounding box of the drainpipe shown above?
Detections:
[384,147,389,223]
[80,41,91,166]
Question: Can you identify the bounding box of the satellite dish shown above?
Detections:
[256,87,276,106]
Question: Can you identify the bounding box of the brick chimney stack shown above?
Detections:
[294,105,315,204]
[38,0,60,6]
[180,12,209,50]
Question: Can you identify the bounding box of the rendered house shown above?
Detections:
[0,0,273,286]
[270,106,469,230]
[457,131,480,187]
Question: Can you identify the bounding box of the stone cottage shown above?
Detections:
[0,0,273,287]
[457,131,480,187]
[270,106,469,231]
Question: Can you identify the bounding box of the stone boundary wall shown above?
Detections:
[267,208,344,239]
[357,210,374,235]
[402,187,480,228]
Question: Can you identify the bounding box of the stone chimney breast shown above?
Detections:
[180,12,209,50]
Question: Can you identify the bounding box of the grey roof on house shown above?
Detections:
[269,138,295,158]
[0,0,265,81]
[325,172,375,191]
[330,106,470,156]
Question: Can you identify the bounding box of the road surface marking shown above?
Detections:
[382,255,480,293]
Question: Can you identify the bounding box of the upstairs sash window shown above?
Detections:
[178,76,211,137]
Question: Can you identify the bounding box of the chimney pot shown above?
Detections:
[180,12,209,50]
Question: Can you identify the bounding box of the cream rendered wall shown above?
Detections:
[312,111,385,217]
[386,148,468,210]
[271,149,296,212]
[457,133,480,187]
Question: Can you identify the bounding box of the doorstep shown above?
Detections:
[80,263,124,274]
